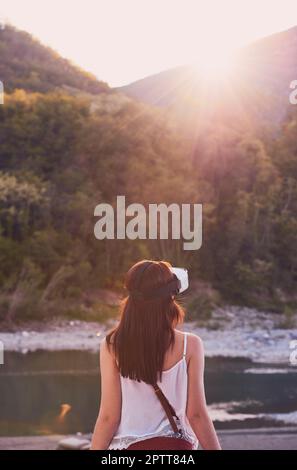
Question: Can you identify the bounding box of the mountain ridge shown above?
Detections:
[118,25,297,127]
[0,24,110,95]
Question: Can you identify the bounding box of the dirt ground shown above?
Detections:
[0,427,296,450]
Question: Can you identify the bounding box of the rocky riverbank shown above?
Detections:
[1,306,296,364]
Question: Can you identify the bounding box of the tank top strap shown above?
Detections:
[183,332,188,357]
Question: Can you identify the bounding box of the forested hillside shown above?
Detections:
[0,26,296,324]
[0,25,109,94]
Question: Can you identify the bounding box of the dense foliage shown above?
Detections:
[0,27,296,323]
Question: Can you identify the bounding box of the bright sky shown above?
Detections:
[1,0,297,87]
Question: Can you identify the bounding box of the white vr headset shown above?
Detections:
[129,264,189,300]
[170,267,189,294]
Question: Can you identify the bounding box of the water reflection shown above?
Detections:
[0,351,296,435]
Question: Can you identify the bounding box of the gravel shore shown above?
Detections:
[1,306,296,364]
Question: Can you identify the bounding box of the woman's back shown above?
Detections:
[91,260,221,450]
[109,331,198,450]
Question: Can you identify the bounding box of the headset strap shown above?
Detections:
[130,275,180,300]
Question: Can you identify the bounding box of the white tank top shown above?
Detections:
[109,332,199,449]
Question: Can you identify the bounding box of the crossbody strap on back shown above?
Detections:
[152,383,181,435]
[151,333,187,435]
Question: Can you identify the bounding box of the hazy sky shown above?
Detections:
[1,0,297,87]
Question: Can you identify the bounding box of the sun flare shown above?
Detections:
[192,46,238,81]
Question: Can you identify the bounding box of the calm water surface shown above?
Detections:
[0,351,297,436]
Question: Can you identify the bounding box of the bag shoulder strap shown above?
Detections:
[152,383,181,435]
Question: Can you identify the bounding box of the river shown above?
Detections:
[0,351,297,436]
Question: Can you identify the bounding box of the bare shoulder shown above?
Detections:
[100,337,119,372]
[100,336,114,358]
[186,333,204,358]
[101,331,115,352]
[100,337,108,354]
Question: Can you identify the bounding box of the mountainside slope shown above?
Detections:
[0,25,110,94]
[119,26,297,128]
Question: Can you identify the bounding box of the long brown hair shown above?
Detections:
[106,260,185,384]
